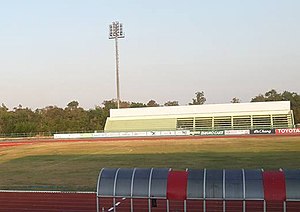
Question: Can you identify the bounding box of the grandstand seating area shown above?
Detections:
[105,101,294,132]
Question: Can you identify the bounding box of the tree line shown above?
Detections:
[0,89,299,135]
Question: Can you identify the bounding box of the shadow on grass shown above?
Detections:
[0,151,300,191]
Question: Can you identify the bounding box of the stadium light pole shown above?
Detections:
[109,21,125,109]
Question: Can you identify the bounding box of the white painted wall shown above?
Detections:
[110,101,291,118]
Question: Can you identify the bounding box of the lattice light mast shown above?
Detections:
[109,21,125,109]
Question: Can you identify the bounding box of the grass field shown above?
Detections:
[0,136,300,191]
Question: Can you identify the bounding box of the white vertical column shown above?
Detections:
[223,169,226,212]
[130,168,136,212]
[203,169,206,212]
[96,169,104,212]
[184,168,188,212]
[242,169,246,212]
[113,168,120,212]
[167,200,169,212]
[148,168,154,212]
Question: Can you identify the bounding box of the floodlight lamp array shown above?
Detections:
[109,21,125,39]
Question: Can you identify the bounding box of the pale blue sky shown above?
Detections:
[0,0,299,109]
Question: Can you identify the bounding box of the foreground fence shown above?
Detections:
[0,130,103,139]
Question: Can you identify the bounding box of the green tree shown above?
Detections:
[189,91,206,105]
[120,101,131,108]
[1,103,8,111]
[102,99,118,110]
[0,104,9,134]
[87,106,105,131]
[282,91,300,124]
[231,97,241,103]
[64,102,89,132]
[67,100,79,110]
[251,94,266,102]
[164,101,179,106]
[147,100,160,107]
[251,89,283,102]
[101,99,118,126]
[251,89,300,124]
[12,107,39,134]
[264,89,284,101]
[130,102,146,108]
[37,106,67,132]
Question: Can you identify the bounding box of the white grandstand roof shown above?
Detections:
[110,101,291,118]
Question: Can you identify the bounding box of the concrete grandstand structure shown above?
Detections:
[104,101,294,132]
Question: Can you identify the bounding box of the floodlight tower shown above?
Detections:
[109,21,125,109]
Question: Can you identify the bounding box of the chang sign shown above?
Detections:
[250,129,275,135]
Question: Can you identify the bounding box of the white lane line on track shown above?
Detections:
[107,198,126,211]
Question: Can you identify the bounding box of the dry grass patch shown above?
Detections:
[0,136,299,191]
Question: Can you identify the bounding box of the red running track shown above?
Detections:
[0,191,96,212]
[1,191,300,211]
[0,142,33,148]
[1,134,300,149]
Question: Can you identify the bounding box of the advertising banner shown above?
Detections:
[119,132,133,137]
[146,131,161,136]
[225,130,250,135]
[250,129,275,135]
[200,130,224,136]
[54,133,81,139]
[54,130,192,139]
[175,130,190,136]
[276,128,300,135]
[105,132,121,137]
[132,132,148,137]
[160,131,176,136]
[79,133,93,138]
[93,133,107,138]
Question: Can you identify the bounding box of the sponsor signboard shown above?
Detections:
[200,130,224,136]
[250,129,275,135]
[54,130,192,139]
[224,130,250,135]
[175,130,190,136]
[54,133,81,139]
[190,131,200,135]
[79,133,93,138]
[132,132,147,137]
[93,133,107,138]
[276,128,300,135]
[105,132,121,137]
[119,132,133,137]
[53,134,64,139]
[146,131,161,136]
[160,131,176,136]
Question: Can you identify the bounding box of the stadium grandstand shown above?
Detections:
[104,101,294,132]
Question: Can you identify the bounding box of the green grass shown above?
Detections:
[0,136,300,191]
